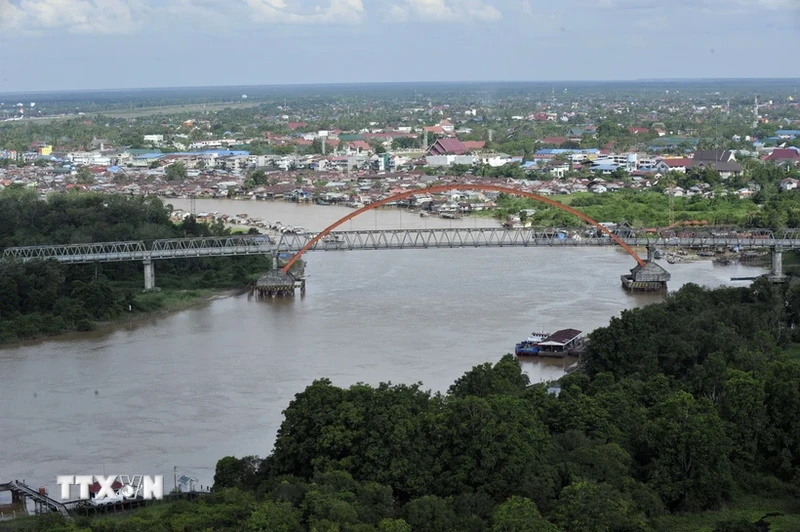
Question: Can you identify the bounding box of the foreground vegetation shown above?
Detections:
[16,278,800,531]
[0,189,271,343]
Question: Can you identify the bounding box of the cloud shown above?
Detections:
[244,0,365,24]
[521,0,532,15]
[1,0,145,33]
[389,0,502,22]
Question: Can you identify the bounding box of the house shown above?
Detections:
[693,150,737,163]
[428,138,468,156]
[691,150,742,178]
[764,148,800,165]
[655,158,692,173]
[439,119,454,133]
[462,141,486,151]
[540,137,568,147]
[780,178,799,191]
[627,127,650,135]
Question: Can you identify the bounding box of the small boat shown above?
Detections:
[514,331,549,356]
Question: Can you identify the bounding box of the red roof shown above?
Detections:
[662,158,692,167]
[462,141,486,151]
[428,138,467,155]
[89,480,123,494]
[541,329,583,346]
[627,127,649,135]
[288,122,307,130]
[540,137,567,146]
[765,149,800,161]
[349,140,371,151]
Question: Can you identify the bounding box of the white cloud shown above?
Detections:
[521,0,532,15]
[1,0,144,33]
[0,0,24,27]
[244,0,365,24]
[389,0,502,22]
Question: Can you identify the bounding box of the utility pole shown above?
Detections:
[174,466,178,495]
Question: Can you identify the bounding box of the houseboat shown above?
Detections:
[514,329,585,358]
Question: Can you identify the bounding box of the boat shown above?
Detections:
[515,329,585,358]
[419,212,430,218]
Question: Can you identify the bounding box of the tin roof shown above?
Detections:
[540,329,582,346]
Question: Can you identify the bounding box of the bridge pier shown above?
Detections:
[768,246,787,283]
[621,245,671,292]
[143,259,155,291]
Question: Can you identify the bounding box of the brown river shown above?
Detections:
[0,200,768,500]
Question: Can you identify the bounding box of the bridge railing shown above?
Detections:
[150,236,275,258]
[2,241,148,263]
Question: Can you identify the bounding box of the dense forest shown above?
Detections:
[26,279,800,531]
[0,189,271,342]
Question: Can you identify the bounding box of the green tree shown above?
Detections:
[75,166,95,185]
[165,161,187,181]
[246,500,303,532]
[553,481,647,532]
[492,496,559,532]
[641,391,733,511]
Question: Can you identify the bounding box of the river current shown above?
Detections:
[0,200,768,498]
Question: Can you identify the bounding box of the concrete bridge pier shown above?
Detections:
[768,246,787,283]
[143,259,155,291]
[621,245,671,292]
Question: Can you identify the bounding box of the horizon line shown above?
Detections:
[2,77,799,97]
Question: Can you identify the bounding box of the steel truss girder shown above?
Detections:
[1,227,798,265]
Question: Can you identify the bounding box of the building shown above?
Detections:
[38,145,52,156]
[428,138,469,156]
[764,148,800,165]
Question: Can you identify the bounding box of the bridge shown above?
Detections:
[1,184,795,290]
[1,227,792,289]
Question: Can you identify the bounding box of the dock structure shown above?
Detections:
[254,270,305,298]
[621,246,671,291]
[0,481,71,519]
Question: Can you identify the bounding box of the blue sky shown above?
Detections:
[0,0,798,92]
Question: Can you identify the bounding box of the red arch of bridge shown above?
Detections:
[281,184,645,273]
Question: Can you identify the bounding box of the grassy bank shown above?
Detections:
[481,191,760,227]
[651,494,800,532]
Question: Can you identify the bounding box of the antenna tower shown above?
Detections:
[190,195,196,216]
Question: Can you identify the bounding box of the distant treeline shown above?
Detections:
[0,189,270,342]
[34,278,800,531]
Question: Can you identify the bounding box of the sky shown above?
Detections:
[0,0,799,92]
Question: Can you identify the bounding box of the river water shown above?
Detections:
[0,200,768,500]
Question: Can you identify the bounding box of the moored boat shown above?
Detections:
[515,329,585,358]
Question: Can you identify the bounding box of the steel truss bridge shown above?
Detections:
[2,227,799,265]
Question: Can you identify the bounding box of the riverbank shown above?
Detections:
[0,286,247,348]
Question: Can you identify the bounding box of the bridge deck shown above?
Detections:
[1,228,797,265]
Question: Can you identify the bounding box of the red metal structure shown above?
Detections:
[281,184,646,274]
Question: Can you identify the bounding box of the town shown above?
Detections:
[1,81,799,230]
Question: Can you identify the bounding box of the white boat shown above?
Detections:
[527,332,549,343]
